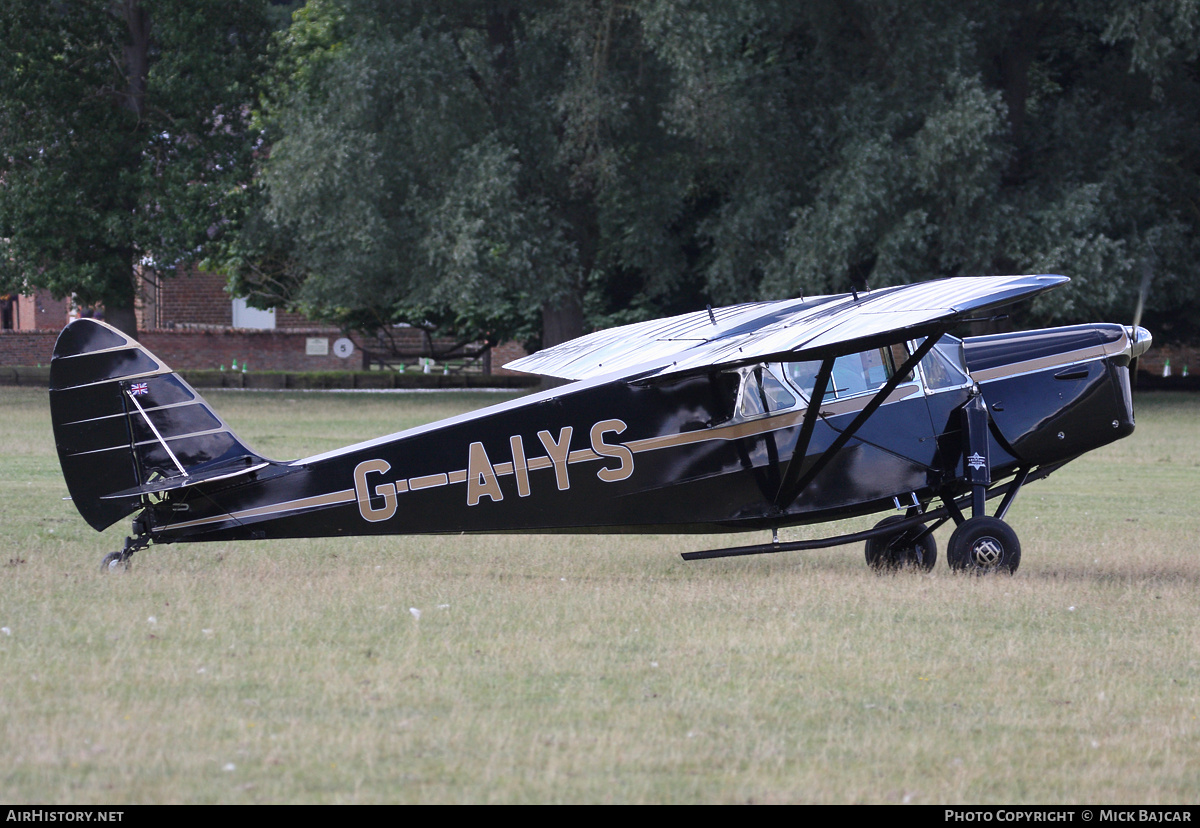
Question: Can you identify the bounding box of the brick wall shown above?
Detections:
[1137,342,1199,377]
[139,329,364,371]
[0,330,57,366]
[274,309,313,329]
[0,329,360,372]
[489,340,531,376]
[0,265,530,373]
[154,267,232,327]
[0,321,529,375]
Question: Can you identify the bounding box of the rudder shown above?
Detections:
[50,319,266,531]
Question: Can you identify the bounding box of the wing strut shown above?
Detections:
[772,357,834,509]
[772,330,946,511]
[960,391,990,517]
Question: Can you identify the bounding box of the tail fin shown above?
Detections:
[50,319,267,531]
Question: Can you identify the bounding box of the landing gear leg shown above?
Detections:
[962,392,991,519]
[944,394,1024,573]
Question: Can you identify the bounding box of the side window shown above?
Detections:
[784,360,822,400]
[832,350,883,395]
[888,343,915,383]
[783,345,918,402]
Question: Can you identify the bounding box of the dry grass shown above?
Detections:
[1,388,1197,803]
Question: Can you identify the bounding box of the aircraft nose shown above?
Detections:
[1125,326,1153,359]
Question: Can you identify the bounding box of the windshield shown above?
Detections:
[738,365,797,418]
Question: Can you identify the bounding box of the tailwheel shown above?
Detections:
[99,534,147,573]
[947,516,1020,574]
[865,516,937,572]
[100,550,130,573]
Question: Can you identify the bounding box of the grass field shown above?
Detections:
[2,387,1198,803]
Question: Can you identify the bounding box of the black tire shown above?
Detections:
[947,516,1020,574]
[864,515,937,571]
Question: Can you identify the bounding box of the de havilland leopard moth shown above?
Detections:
[48,274,1151,573]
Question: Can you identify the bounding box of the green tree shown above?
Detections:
[229,0,691,349]
[641,0,1200,337]
[231,0,1200,349]
[0,0,271,337]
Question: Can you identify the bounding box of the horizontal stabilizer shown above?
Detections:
[99,461,271,501]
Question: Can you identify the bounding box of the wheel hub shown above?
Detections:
[972,536,1003,566]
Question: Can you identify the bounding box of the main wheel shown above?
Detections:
[947,516,1020,574]
[865,516,937,571]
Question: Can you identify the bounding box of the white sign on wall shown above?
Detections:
[232,297,276,329]
[306,337,329,356]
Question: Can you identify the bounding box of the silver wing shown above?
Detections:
[506,274,1068,381]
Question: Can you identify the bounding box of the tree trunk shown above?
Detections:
[538,290,584,390]
[102,1,149,342]
[105,302,138,340]
[120,0,151,120]
[995,3,1048,184]
[103,247,140,340]
[541,288,584,349]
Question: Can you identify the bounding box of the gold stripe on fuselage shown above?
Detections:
[161,380,927,531]
[162,488,357,531]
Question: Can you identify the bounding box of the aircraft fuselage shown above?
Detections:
[147,323,1139,544]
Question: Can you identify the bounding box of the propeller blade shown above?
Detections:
[1130,265,1153,386]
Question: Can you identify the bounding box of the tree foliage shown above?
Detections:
[226,0,689,348]
[0,0,270,336]
[639,0,1200,337]
[7,0,1199,345]
[231,0,1200,346]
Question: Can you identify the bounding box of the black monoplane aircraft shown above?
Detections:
[50,275,1150,573]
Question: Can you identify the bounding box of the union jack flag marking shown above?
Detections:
[130,382,149,396]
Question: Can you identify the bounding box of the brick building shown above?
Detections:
[137,266,316,331]
[0,266,528,374]
[1,289,71,332]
